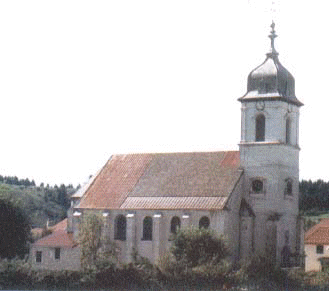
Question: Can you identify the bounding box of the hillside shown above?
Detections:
[0,176,77,227]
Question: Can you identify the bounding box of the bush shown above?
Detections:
[171,227,229,268]
[117,249,162,288]
[32,270,81,289]
[0,257,32,288]
[158,227,230,285]
[235,254,287,284]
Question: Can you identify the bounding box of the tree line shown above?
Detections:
[0,175,36,187]
[299,179,329,213]
[0,176,79,259]
[0,176,78,228]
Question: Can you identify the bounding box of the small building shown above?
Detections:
[305,218,329,272]
[30,219,81,271]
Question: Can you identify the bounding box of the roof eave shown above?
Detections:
[238,95,303,107]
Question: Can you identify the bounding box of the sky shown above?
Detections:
[0,0,327,186]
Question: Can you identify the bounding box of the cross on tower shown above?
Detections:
[267,21,278,56]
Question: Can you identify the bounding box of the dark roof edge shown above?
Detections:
[223,169,244,210]
[238,96,303,107]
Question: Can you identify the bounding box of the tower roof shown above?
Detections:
[239,22,303,107]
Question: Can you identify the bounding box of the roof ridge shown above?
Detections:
[111,150,239,156]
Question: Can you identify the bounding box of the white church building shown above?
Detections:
[31,23,303,270]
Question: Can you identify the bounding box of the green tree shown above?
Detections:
[171,227,229,268]
[159,227,230,281]
[0,200,31,258]
[78,213,117,270]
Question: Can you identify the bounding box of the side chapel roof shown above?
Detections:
[77,151,242,211]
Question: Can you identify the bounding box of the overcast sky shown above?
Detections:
[0,0,326,186]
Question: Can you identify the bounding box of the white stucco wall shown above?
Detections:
[239,100,300,263]
[73,208,227,265]
[305,244,329,272]
[240,100,300,146]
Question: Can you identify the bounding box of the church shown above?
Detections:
[31,23,303,270]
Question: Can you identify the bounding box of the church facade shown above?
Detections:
[31,23,303,270]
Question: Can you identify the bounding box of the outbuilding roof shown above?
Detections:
[305,218,329,245]
[77,151,242,211]
[32,219,78,248]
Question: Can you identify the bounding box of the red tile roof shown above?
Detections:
[78,154,153,209]
[33,219,78,248]
[305,218,329,245]
[52,218,67,231]
[33,230,77,248]
[120,197,228,210]
[78,151,242,210]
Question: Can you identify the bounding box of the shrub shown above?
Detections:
[0,257,32,288]
[170,227,229,268]
[158,227,230,284]
[235,254,287,284]
[118,249,162,288]
[32,270,81,289]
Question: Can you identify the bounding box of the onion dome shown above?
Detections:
[239,22,303,107]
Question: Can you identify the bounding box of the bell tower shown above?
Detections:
[238,23,303,263]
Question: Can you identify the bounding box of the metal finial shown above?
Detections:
[267,21,278,56]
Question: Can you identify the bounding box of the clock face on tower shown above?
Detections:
[256,100,265,111]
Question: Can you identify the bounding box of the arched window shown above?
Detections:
[199,216,210,229]
[114,214,126,241]
[170,216,181,234]
[286,118,291,144]
[255,114,265,141]
[285,179,293,196]
[142,216,153,241]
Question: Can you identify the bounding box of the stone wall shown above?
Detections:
[31,246,81,271]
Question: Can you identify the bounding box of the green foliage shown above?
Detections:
[31,270,81,289]
[79,213,102,269]
[0,175,35,187]
[0,199,31,258]
[79,213,117,272]
[0,258,32,288]
[235,254,287,284]
[125,249,162,288]
[300,179,329,213]
[158,227,230,286]
[0,179,76,227]
[170,227,229,268]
